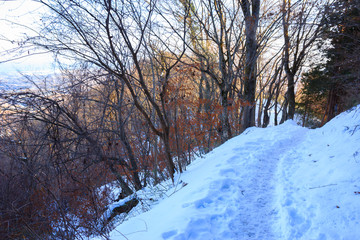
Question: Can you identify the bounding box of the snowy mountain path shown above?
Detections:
[105,122,310,240]
[225,123,308,240]
[156,122,309,240]
[100,106,360,240]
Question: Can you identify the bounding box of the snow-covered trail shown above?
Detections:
[224,122,308,239]
[106,121,309,240]
[100,106,360,240]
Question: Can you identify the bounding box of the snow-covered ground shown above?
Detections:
[97,105,360,240]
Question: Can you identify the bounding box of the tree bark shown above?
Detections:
[282,0,295,120]
[240,0,260,130]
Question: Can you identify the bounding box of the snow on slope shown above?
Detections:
[100,106,360,240]
[275,106,360,240]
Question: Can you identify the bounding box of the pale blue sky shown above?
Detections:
[0,0,54,77]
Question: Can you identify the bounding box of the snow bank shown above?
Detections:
[275,106,360,240]
[97,106,360,240]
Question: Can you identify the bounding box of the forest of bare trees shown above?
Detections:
[0,0,358,239]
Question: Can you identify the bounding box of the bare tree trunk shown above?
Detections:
[114,80,142,191]
[107,161,133,197]
[241,0,260,131]
[274,78,283,126]
[281,0,324,120]
[162,128,176,179]
[262,64,282,127]
[282,0,295,120]
[220,88,232,143]
[257,90,263,127]
[280,95,288,124]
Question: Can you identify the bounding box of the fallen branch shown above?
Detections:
[107,198,139,223]
[309,184,337,189]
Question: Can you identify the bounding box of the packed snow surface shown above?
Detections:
[100,106,360,240]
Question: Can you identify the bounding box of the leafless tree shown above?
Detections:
[34,0,188,181]
[281,0,326,121]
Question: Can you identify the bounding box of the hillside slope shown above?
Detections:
[99,106,360,240]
